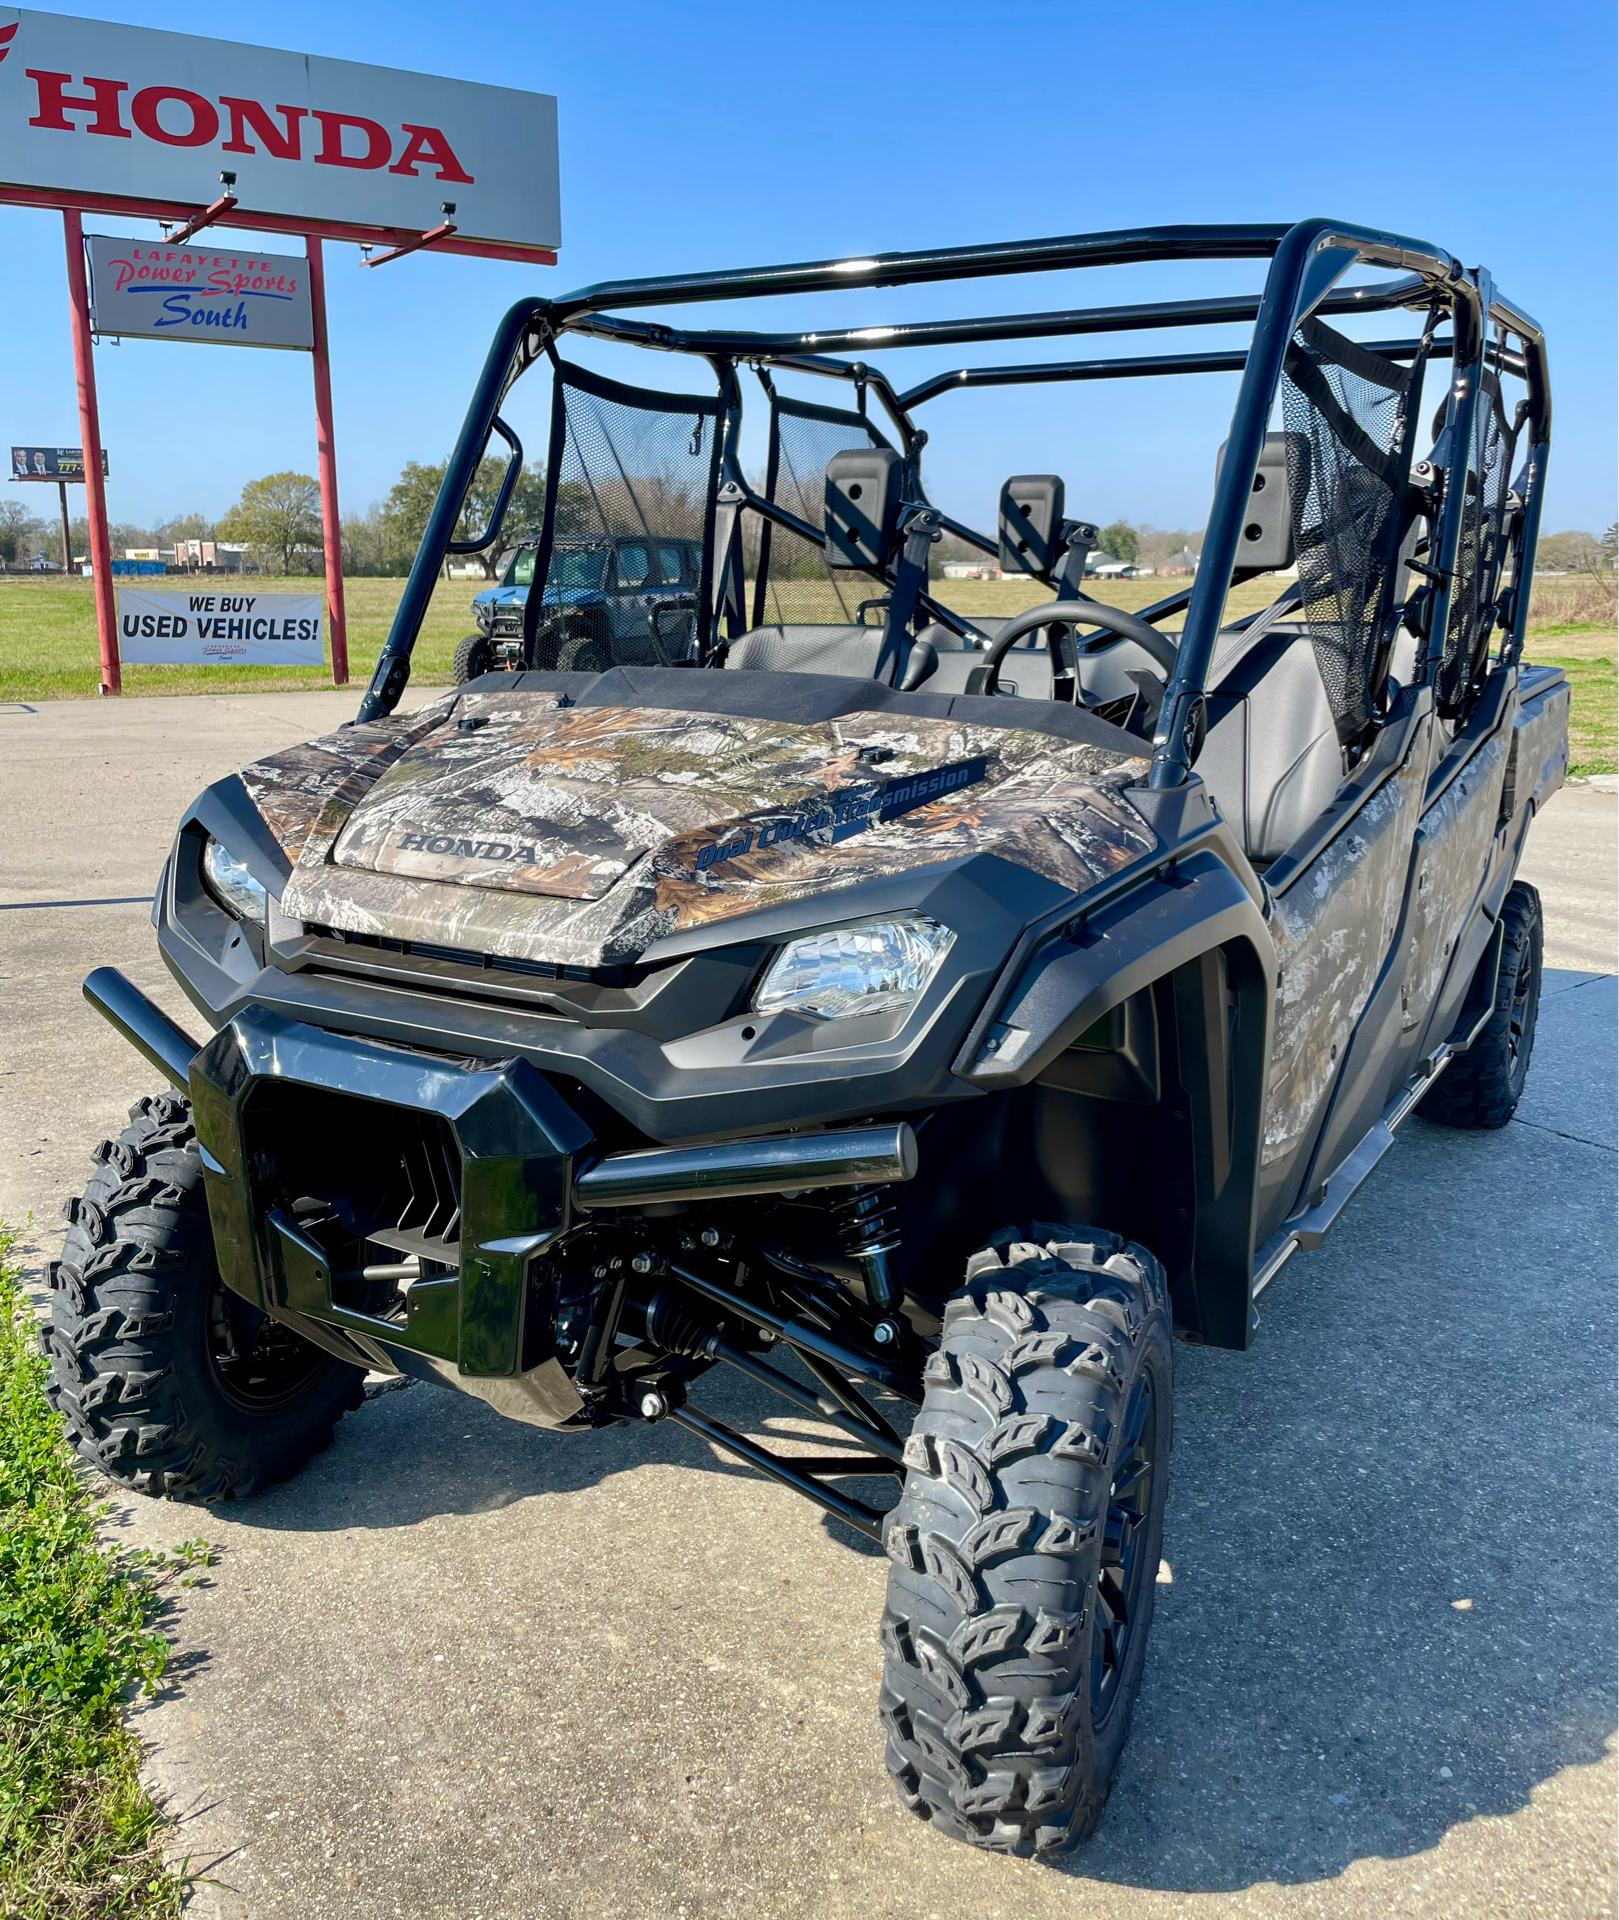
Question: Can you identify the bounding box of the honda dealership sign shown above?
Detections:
[87,234,314,348]
[0,8,559,249]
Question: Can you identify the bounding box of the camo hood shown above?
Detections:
[239,682,1156,969]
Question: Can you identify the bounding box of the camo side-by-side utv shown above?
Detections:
[51,220,1565,1855]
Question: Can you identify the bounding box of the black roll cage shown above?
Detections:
[357,219,1549,789]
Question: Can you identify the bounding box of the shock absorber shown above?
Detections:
[830,1186,903,1332]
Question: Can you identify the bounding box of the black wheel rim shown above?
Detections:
[206,1280,332,1413]
[1091,1370,1157,1728]
[1505,931,1539,1094]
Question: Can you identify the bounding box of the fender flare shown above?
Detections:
[953,848,1274,1091]
[953,848,1276,1350]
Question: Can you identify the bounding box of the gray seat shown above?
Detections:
[1197,627,1345,867]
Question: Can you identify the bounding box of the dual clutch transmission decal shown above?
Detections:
[693,755,989,873]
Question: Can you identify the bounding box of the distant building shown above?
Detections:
[941,560,1002,580]
[173,539,244,572]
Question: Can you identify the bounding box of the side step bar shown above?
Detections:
[1252,919,1506,1300]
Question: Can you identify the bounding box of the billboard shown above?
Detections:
[10,444,107,478]
[0,8,559,250]
[87,234,313,349]
[115,584,324,664]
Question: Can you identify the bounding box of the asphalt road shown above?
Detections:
[1,692,1614,1920]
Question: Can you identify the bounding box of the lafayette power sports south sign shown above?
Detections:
[88,234,314,348]
[0,8,559,249]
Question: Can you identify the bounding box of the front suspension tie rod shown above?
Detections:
[705,1334,906,1464]
[667,1261,921,1404]
[670,1403,887,1541]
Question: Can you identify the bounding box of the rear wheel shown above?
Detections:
[880,1224,1172,1854]
[45,1092,366,1502]
[452,632,496,685]
[1420,880,1543,1129]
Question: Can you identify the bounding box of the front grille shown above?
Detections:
[311,925,645,989]
[245,1084,463,1264]
[491,606,525,636]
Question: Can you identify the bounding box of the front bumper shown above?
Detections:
[190,1003,595,1423]
[85,972,922,1428]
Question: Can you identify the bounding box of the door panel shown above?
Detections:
[1399,730,1510,1057]
[1260,746,1427,1190]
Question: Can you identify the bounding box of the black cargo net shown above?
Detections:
[535,359,721,666]
[753,393,891,630]
[1281,318,1421,743]
[1435,369,1518,719]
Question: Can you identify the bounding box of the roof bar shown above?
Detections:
[546,224,1294,323]
[900,336,1453,410]
[564,275,1430,362]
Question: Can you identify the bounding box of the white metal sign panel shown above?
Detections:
[0,9,559,250]
[116,585,324,664]
[88,233,314,348]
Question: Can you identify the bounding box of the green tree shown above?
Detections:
[154,510,215,547]
[1535,529,1604,573]
[217,471,322,575]
[0,498,37,567]
[382,455,547,578]
[1098,520,1139,566]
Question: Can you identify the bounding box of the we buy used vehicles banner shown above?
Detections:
[115,585,324,665]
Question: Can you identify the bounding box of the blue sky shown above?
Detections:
[3,0,1613,539]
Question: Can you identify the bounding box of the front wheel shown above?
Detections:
[880,1224,1172,1854]
[452,632,496,685]
[556,624,612,675]
[45,1092,366,1502]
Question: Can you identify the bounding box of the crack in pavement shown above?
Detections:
[1510,1113,1617,1153]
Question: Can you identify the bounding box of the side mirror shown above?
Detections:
[1214,432,1305,573]
[998,474,1065,578]
[824,448,904,570]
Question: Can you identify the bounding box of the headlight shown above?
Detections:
[202,837,268,922]
[753,915,955,1021]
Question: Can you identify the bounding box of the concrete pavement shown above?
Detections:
[1,693,1613,1920]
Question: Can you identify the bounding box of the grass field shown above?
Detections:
[2,570,1612,773]
[0,1228,207,1918]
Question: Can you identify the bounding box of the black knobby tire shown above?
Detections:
[880,1224,1173,1855]
[556,626,612,675]
[45,1092,366,1502]
[452,633,496,685]
[1420,880,1543,1129]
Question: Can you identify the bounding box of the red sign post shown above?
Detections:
[303,235,348,684]
[61,206,118,690]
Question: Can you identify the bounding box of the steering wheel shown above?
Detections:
[965,598,1179,698]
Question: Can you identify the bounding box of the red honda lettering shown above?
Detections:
[130,86,220,148]
[220,97,306,160]
[26,70,130,137]
[388,122,474,184]
[311,109,390,170]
